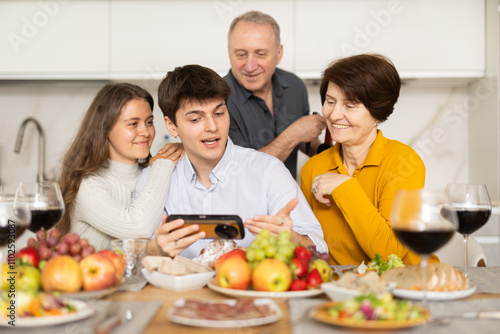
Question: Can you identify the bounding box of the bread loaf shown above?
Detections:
[381,262,467,291]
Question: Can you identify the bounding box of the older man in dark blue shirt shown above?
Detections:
[224,11,326,179]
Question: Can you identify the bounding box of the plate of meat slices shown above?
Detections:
[168,298,282,328]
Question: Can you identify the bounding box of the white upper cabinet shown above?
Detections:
[0,1,109,79]
[0,0,485,81]
[295,0,485,79]
[109,0,294,79]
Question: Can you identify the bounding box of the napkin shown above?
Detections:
[141,256,213,275]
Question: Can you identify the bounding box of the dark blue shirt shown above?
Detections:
[224,68,309,178]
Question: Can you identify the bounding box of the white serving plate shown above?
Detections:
[141,268,215,292]
[392,281,476,301]
[0,299,94,328]
[168,298,282,328]
[207,278,323,299]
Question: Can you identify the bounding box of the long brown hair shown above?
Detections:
[57,82,154,234]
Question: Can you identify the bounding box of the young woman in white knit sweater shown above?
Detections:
[57,82,183,251]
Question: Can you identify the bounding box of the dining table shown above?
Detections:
[4,266,500,334]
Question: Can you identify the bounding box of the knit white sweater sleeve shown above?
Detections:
[72,159,174,244]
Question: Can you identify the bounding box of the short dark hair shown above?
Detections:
[320,54,401,122]
[158,64,231,125]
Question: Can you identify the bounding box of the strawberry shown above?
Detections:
[305,268,323,289]
[294,246,312,262]
[289,258,308,279]
[16,247,40,267]
[290,279,307,291]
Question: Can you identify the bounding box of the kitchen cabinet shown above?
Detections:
[295,0,485,81]
[0,0,109,79]
[109,0,294,80]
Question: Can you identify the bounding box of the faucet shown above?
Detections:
[14,117,46,182]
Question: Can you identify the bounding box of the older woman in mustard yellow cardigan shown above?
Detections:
[301,54,437,266]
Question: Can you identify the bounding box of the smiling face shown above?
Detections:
[228,20,283,98]
[107,99,155,165]
[322,82,378,148]
[164,98,229,170]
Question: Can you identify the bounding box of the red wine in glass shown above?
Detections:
[393,229,455,254]
[23,182,65,233]
[456,208,491,235]
[390,189,458,310]
[29,208,64,232]
[446,183,491,277]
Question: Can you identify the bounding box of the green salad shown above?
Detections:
[356,254,404,275]
[328,292,426,321]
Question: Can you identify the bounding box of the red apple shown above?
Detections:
[16,247,40,267]
[216,257,252,290]
[215,248,247,271]
[252,259,292,292]
[41,256,83,293]
[97,249,125,281]
[80,253,117,291]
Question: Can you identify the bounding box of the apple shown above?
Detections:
[41,256,83,293]
[16,247,40,267]
[252,258,292,292]
[309,259,333,283]
[216,257,251,290]
[215,248,247,271]
[80,253,117,291]
[17,265,41,292]
[97,249,125,281]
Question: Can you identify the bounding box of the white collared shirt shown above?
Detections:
[136,139,327,258]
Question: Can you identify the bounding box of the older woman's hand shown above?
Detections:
[311,173,352,206]
[149,142,184,165]
[151,215,205,257]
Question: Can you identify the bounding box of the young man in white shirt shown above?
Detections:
[138,64,327,258]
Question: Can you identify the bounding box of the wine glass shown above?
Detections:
[22,181,65,233]
[445,183,491,277]
[0,184,31,264]
[390,188,457,309]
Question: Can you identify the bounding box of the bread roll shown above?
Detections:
[381,262,467,291]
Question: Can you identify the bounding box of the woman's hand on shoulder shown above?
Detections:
[311,173,351,206]
[149,142,184,165]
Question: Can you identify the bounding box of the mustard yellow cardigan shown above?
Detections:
[301,130,438,265]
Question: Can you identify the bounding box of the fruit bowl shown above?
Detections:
[141,268,215,292]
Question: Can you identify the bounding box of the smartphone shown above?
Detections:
[166,214,245,239]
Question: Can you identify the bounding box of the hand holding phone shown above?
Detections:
[166,215,245,240]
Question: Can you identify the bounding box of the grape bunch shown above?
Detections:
[245,229,297,267]
[26,228,95,263]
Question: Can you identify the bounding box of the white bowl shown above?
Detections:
[321,281,396,301]
[141,268,215,292]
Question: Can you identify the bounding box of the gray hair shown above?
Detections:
[228,11,281,49]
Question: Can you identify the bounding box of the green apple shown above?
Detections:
[17,265,41,292]
[309,259,333,283]
[252,259,292,292]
